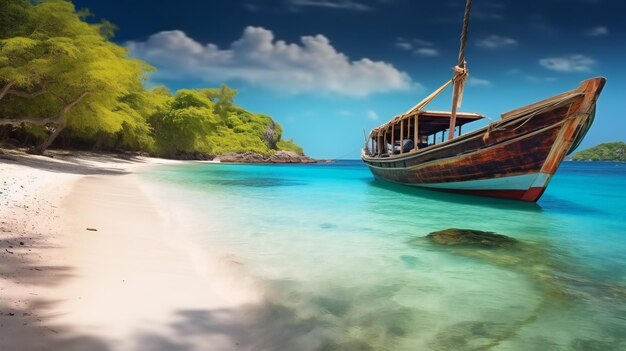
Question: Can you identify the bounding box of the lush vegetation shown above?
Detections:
[0,0,304,157]
[572,142,626,162]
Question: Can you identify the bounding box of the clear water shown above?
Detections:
[143,161,626,350]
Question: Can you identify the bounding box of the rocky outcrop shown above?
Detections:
[214,151,316,164]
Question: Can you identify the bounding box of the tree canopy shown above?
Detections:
[0,0,304,157]
[0,0,151,152]
[572,142,626,162]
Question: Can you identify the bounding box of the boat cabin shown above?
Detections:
[366,110,484,158]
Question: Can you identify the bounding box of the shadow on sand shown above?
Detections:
[0,149,138,175]
[0,233,111,351]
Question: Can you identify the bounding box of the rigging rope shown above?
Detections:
[448,0,472,140]
[457,0,472,66]
[370,0,473,138]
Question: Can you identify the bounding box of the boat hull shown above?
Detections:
[362,77,606,202]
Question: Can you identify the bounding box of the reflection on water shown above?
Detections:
[145,161,626,350]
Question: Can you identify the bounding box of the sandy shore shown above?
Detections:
[0,150,261,350]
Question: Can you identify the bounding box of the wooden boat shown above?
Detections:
[362,77,606,202]
[361,0,606,202]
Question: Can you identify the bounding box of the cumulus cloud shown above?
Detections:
[585,26,609,37]
[539,54,596,73]
[395,37,439,57]
[366,110,380,120]
[476,35,518,49]
[126,27,414,97]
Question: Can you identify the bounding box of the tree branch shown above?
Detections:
[6,88,48,99]
[0,116,53,126]
[0,91,89,127]
[0,82,16,100]
[60,91,89,117]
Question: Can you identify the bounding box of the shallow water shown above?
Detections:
[144,161,626,350]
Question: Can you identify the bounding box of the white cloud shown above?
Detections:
[366,110,380,120]
[395,37,439,57]
[339,109,352,117]
[476,35,518,49]
[525,76,558,83]
[126,27,414,97]
[585,26,609,37]
[395,41,412,50]
[539,54,596,73]
[287,0,372,11]
[415,48,439,57]
[468,77,492,87]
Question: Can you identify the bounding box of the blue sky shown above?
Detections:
[75,0,625,158]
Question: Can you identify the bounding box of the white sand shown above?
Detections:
[0,150,261,350]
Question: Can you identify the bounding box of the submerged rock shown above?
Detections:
[426,228,518,248]
[413,228,626,343]
[411,229,626,349]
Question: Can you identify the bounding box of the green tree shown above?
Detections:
[149,89,218,156]
[201,84,237,118]
[0,0,150,153]
[572,142,626,162]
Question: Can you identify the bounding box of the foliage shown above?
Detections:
[149,89,216,155]
[0,0,305,158]
[572,142,626,162]
[277,139,304,155]
[148,88,302,157]
[0,0,152,151]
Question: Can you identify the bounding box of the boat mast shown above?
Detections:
[448,0,472,141]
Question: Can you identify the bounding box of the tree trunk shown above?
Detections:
[2,91,88,154]
[30,124,65,154]
[0,82,16,100]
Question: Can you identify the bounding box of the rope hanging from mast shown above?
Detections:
[448,0,472,141]
[371,0,474,138]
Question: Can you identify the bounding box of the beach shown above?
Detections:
[1,151,625,350]
[0,151,260,350]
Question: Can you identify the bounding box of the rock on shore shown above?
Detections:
[215,151,316,164]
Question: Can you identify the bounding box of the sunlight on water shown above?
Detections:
[144,161,626,350]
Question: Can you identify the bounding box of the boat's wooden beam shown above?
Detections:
[414,115,418,150]
[391,123,395,154]
[406,118,413,145]
[382,130,387,154]
[501,91,583,120]
[400,119,405,154]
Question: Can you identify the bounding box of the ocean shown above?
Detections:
[143,160,626,350]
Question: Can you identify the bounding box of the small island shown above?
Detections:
[572,142,626,162]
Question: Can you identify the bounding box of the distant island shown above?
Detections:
[572,142,626,162]
[0,0,311,163]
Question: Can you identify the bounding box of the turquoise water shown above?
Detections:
[144,161,626,350]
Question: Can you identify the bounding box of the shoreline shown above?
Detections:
[0,150,261,350]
